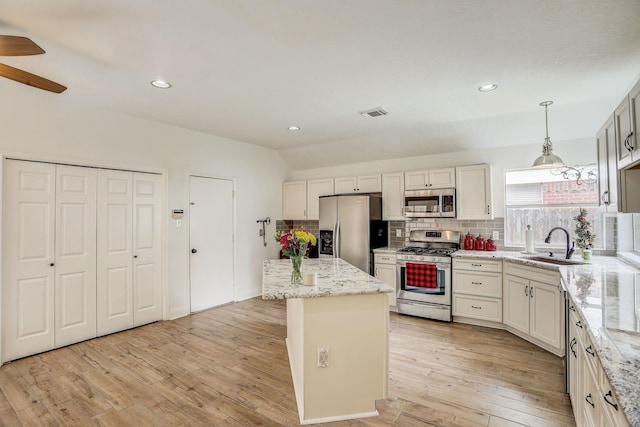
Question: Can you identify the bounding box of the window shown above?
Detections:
[505,167,601,249]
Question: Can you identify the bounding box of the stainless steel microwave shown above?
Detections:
[403,188,455,218]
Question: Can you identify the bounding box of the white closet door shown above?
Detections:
[54,165,97,347]
[2,160,56,361]
[97,170,133,336]
[132,172,162,326]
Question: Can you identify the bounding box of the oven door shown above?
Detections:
[396,259,451,306]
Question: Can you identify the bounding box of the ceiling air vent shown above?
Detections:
[359,107,389,118]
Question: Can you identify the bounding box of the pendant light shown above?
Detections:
[532,101,564,167]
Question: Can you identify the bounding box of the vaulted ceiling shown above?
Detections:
[1,0,640,170]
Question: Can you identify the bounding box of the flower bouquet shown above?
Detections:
[275,227,317,283]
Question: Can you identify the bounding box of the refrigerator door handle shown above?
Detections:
[335,221,340,258]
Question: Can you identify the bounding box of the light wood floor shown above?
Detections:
[0,298,575,426]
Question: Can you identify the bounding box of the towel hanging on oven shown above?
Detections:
[405,262,437,288]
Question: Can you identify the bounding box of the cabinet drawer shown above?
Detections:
[453,271,502,297]
[600,371,630,427]
[374,253,396,265]
[452,295,502,322]
[568,302,585,344]
[453,258,502,273]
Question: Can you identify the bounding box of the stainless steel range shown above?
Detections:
[396,230,460,322]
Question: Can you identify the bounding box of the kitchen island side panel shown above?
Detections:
[286,293,389,424]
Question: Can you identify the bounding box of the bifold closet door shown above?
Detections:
[97,170,134,336]
[132,173,162,326]
[2,160,56,361]
[54,165,97,347]
[96,170,162,336]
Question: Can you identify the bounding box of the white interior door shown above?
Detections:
[3,160,56,361]
[132,172,162,326]
[54,165,97,347]
[189,176,234,312]
[97,169,133,336]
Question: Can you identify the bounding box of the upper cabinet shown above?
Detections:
[596,114,619,211]
[282,181,307,220]
[282,179,335,220]
[382,173,405,220]
[306,178,334,220]
[456,164,493,220]
[404,167,455,190]
[615,79,640,169]
[334,174,381,194]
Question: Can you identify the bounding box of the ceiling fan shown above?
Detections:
[0,35,67,93]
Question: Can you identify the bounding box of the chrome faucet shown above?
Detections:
[544,227,575,259]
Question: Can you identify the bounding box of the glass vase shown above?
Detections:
[290,255,303,284]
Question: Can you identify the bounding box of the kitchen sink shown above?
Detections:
[525,256,586,266]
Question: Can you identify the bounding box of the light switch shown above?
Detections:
[492,231,499,239]
[396,229,402,237]
[176,220,182,228]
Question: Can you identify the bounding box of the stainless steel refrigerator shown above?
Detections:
[318,194,388,274]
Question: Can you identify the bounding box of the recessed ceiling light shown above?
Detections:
[478,83,498,92]
[288,126,301,131]
[151,80,171,89]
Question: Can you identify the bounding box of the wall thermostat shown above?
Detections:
[172,209,184,220]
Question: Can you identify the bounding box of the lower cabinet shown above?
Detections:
[567,299,630,427]
[452,258,502,325]
[503,261,564,356]
[374,252,396,307]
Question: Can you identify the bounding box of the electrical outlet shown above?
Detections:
[396,229,402,237]
[492,231,499,240]
[317,347,330,368]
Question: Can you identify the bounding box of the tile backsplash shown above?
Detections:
[277,215,618,255]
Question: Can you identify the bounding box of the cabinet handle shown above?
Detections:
[604,390,619,411]
[471,281,482,285]
[576,320,583,329]
[569,338,577,358]
[585,393,595,408]
[471,305,482,309]
[471,263,482,267]
[133,255,138,258]
[601,190,610,205]
[630,131,635,150]
[486,205,490,215]
[375,267,378,276]
[525,285,529,296]
[585,345,595,357]
[569,304,576,312]
[50,263,55,267]
[623,134,630,151]
[530,287,534,298]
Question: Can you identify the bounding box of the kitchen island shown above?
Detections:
[262,258,393,425]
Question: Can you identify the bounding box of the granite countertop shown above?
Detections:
[262,258,394,300]
[454,250,640,426]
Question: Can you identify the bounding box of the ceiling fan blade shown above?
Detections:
[0,63,66,93]
[0,35,45,56]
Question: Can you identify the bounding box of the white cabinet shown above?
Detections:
[452,258,502,324]
[334,174,381,193]
[455,164,493,220]
[282,181,307,220]
[596,114,619,211]
[382,173,404,220]
[615,79,640,169]
[503,261,564,356]
[404,167,455,190]
[374,252,397,307]
[2,160,162,363]
[307,178,334,220]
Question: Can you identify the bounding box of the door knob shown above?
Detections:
[191,248,197,253]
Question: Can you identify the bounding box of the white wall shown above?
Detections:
[0,84,288,319]
[291,138,597,218]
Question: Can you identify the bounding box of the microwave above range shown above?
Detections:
[403,188,455,218]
